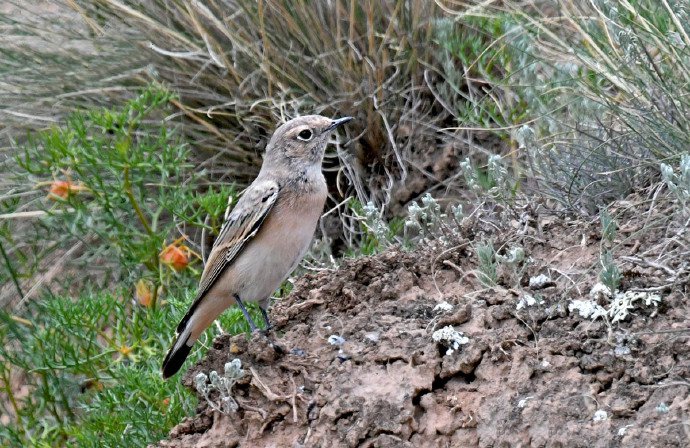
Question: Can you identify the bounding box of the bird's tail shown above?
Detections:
[161,321,194,379]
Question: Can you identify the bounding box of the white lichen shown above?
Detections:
[589,282,612,301]
[433,301,454,313]
[593,409,608,422]
[569,299,607,320]
[529,274,551,289]
[432,325,469,355]
[609,291,661,323]
[364,332,380,343]
[617,424,633,436]
[327,335,346,346]
[614,345,631,356]
[516,294,537,310]
[496,246,525,265]
[517,396,533,408]
[570,290,661,323]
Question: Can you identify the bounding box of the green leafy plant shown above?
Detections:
[344,199,403,258]
[16,87,210,308]
[0,87,251,446]
[0,289,196,446]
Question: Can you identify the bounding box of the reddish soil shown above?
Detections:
[157,194,689,447]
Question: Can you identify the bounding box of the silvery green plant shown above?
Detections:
[460,158,483,194]
[403,192,472,247]
[598,208,620,292]
[496,245,528,287]
[460,156,515,204]
[600,208,618,244]
[362,201,392,246]
[404,193,448,241]
[599,251,622,293]
[487,154,514,202]
[194,359,245,414]
[660,154,690,208]
[474,240,497,287]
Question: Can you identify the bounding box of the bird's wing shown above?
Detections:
[176,179,280,333]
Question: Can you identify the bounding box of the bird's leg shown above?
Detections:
[259,306,272,331]
[234,294,259,332]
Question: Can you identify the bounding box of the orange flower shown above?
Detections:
[160,237,200,272]
[161,397,171,415]
[160,243,190,271]
[135,279,154,308]
[47,180,87,200]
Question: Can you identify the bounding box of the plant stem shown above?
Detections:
[0,239,24,299]
[1,368,22,427]
[123,166,154,236]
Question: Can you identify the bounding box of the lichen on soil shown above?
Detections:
[156,194,689,448]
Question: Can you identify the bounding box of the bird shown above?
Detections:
[162,114,352,379]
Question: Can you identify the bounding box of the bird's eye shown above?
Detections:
[297,129,313,141]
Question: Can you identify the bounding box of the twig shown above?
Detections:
[442,259,464,275]
[628,284,675,292]
[123,166,153,236]
[236,399,268,419]
[633,328,690,336]
[250,367,288,401]
[0,210,51,219]
[621,255,677,277]
[290,376,299,423]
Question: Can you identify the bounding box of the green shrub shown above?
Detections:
[12,87,234,307]
[0,87,256,446]
[0,290,195,446]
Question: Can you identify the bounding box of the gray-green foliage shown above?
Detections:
[660,153,690,208]
[599,250,622,293]
[493,0,690,210]
[598,207,621,293]
[460,155,517,204]
[194,359,245,415]
[474,240,498,287]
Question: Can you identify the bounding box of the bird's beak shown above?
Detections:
[326,116,353,131]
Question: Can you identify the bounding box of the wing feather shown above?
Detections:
[175,180,279,333]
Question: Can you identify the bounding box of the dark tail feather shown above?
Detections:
[161,333,193,379]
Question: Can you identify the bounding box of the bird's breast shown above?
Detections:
[228,183,327,301]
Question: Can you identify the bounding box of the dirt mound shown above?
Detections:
[156,196,689,447]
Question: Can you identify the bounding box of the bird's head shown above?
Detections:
[263,115,352,169]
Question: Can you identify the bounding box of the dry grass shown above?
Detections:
[3,1,512,210]
[457,0,690,211]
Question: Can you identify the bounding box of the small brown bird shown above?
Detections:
[162,115,352,378]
